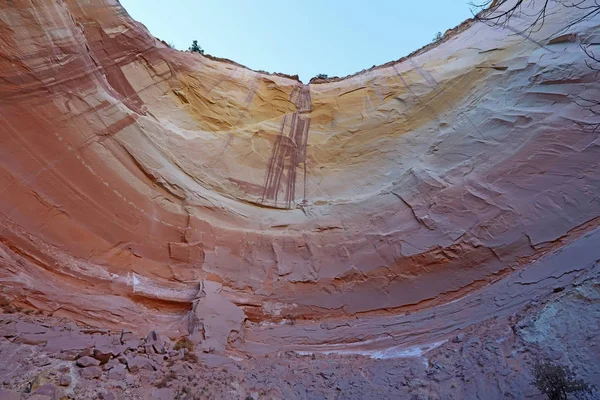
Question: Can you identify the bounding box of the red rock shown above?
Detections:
[188,281,245,353]
[93,349,112,364]
[124,340,142,350]
[76,356,100,367]
[45,334,95,353]
[139,374,152,386]
[0,390,21,400]
[168,242,204,263]
[99,392,116,400]
[108,364,126,380]
[0,321,47,339]
[57,365,70,373]
[95,335,127,357]
[125,376,136,386]
[34,384,56,397]
[13,333,49,346]
[126,356,153,373]
[15,322,48,335]
[80,366,102,379]
[77,348,93,358]
[152,388,176,400]
[0,323,17,338]
[103,358,121,370]
[59,374,72,386]
[146,331,166,355]
[0,0,595,345]
[120,332,137,343]
[0,4,597,400]
[55,351,78,361]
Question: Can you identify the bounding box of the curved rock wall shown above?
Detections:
[0,0,599,350]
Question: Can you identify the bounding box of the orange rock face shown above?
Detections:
[0,0,599,356]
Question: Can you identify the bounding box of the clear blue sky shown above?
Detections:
[120,0,474,82]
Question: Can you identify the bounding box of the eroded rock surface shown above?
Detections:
[0,0,597,332]
[0,266,598,399]
[187,281,245,353]
[0,0,600,397]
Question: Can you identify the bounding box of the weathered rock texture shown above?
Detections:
[0,266,598,399]
[0,0,599,365]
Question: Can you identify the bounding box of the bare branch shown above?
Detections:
[574,95,600,132]
[470,0,551,35]
[560,1,600,32]
[471,1,600,132]
[581,44,600,73]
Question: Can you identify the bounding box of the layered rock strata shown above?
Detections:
[0,0,599,357]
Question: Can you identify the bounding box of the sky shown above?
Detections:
[119,0,475,82]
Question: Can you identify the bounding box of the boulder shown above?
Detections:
[80,366,102,379]
[34,384,56,397]
[93,349,112,364]
[0,390,21,400]
[59,374,71,386]
[76,356,100,367]
[77,348,93,358]
[103,358,121,370]
[99,392,116,400]
[126,356,153,373]
[108,364,126,380]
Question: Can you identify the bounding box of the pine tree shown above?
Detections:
[189,40,204,54]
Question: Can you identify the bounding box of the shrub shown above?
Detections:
[174,386,192,400]
[189,40,204,55]
[532,360,594,400]
[174,337,195,351]
[182,349,198,364]
[315,73,328,79]
[2,305,15,313]
[154,371,177,388]
[432,32,443,43]
[0,296,16,314]
[284,314,296,325]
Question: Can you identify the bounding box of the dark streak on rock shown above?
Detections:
[262,84,312,209]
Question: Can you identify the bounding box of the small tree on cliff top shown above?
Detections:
[189,40,204,55]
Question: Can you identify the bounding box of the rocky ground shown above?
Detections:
[0,267,598,400]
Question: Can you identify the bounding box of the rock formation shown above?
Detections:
[0,0,599,398]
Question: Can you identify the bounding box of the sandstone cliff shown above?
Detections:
[0,0,599,361]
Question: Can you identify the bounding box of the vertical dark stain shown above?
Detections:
[262,84,311,209]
